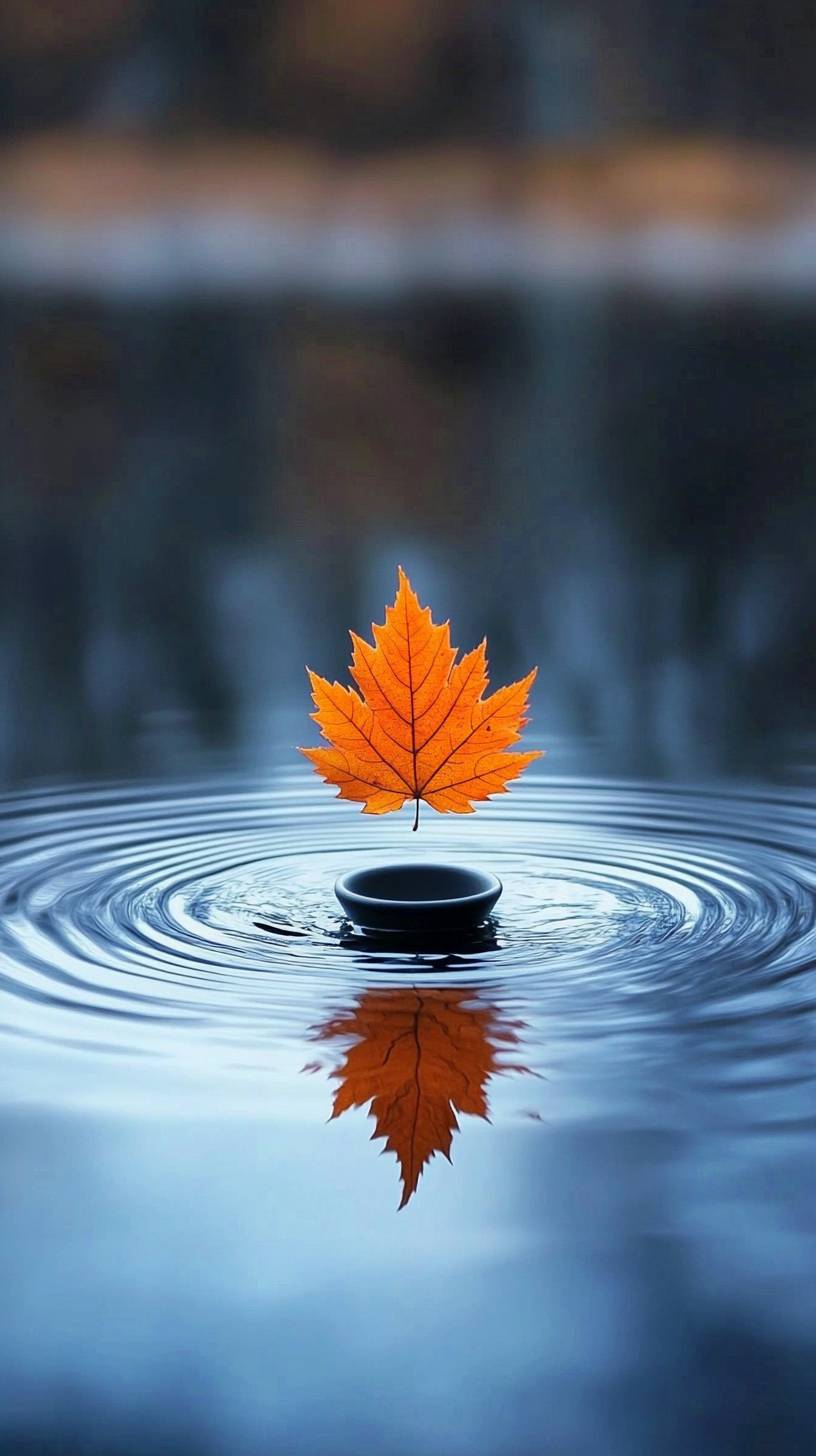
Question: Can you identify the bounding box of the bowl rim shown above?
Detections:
[335,863,501,911]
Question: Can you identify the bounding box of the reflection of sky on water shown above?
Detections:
[2,1110,815,1455]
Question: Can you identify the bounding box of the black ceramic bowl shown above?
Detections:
[334,863,502,934]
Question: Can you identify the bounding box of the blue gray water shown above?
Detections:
[2,758,816,1453]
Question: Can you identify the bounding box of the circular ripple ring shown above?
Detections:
[0,775,814,1072]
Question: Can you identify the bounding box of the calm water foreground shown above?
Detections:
[1,738,816,1455]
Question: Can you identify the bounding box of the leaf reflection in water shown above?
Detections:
[307,987,532,1207]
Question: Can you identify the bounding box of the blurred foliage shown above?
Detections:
[0,1,814,782]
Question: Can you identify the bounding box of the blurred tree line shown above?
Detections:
[1,0,814,144]
[0,0,814,782]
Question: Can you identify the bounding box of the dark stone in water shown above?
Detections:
[334,863,502,934]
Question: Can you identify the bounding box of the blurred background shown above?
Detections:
[1,0,816,785]
[4,12,816,1456]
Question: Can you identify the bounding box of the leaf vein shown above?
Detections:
[420,690,528,792]
[323,687,414,793]
[415,655,481,752]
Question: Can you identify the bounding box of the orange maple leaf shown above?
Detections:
[300,567,543,828]
[310,987,528,1207]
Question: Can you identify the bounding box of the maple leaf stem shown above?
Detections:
[413,797,420,832]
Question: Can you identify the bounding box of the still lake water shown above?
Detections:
[2,740,816,1454]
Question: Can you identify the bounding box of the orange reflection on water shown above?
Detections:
[307,987,531,1207]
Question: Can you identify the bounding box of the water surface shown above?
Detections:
[2,762,816,1452]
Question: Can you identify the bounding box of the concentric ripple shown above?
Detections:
[1,771,815,1083]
